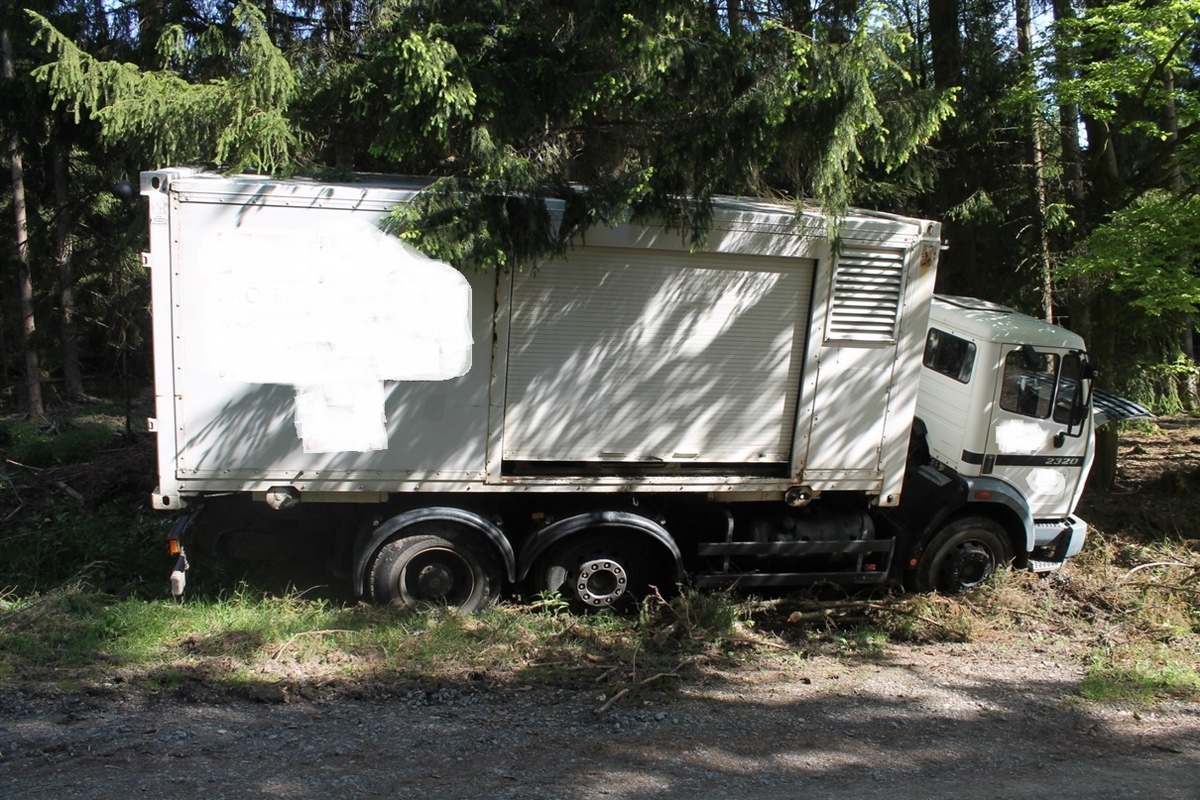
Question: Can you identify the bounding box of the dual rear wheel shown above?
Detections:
[534,533,663,612]
[366,524,666,614]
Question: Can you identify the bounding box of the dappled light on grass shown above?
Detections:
[1,405,1199,706]
[1082,649,1200,704]
[1,554,1197,706]
[0,586,753,699]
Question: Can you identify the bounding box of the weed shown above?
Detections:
[832,628,889,656]
[529,590,572,616]
[639,588,743,642]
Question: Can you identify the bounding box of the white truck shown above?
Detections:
[145,168,1136,610]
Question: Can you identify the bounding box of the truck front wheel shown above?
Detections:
[368,530,502,613]
[914,516,1012,594]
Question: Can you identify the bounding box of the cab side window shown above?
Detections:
[1000,349,1060,418]
[923,329,976,383]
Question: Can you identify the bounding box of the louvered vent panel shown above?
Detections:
[826,247,907,342]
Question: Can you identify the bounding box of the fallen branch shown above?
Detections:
[593,688,629,715]
[594,665,621,684]
[3,459,44,471]
[638,666,690,686]
[787,608,852,624]
[592,656,701,715]
[1121,581,1200,597]
[53,481,86,506]
[2,503,24,524]
[1119,562,1196,582]
[729,635,791,651]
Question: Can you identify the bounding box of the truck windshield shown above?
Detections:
[999,349,1090,422]
[999,349,1060,418]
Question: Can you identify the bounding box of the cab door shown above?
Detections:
[983,348,1090,520]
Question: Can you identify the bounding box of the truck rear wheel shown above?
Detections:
[914,516,1012,594]
[368,530,502,613]
[535,534,656,612]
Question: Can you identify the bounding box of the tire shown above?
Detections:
[367,529,502,613]
[913,516,1013,594]
[535,533,659,612]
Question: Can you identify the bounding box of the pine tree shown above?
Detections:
[29,1,299,173]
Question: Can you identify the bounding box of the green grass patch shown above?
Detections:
[0,416,120,468]
[1081,647,1200,704]
[0,584,755,697]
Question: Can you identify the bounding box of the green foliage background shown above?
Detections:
[1,0,1198,406]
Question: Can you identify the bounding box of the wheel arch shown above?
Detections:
[899,475,1033,573]
[516,510,685,584]
[352,507,516,598]
[958,475,1034,565]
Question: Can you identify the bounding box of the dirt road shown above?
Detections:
[4,640,1197,799]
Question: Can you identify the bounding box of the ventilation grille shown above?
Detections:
[826,247,907,342]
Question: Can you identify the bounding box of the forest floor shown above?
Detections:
[1,418,1198,798]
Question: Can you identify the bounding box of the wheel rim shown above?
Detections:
[400,546,475,605]
[573,558,629,607]
[939,541,994,592]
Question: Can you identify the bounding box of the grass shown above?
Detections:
[1,548,1196,704]
[0,582,757,700]
[2,404,1199,706]
[1082,649,1200,704]
[0,411,126,469]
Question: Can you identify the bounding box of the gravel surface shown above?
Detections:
[4,641,1198,799]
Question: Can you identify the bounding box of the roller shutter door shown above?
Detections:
[503,248,814,465]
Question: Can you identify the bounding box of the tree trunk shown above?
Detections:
[1050,0,1085,226]
[1160,71,1198,409]
[1016,0,1054,322]
[1049,0,1090,337]
[3,26,44,418]
[55,131,85,399]
[928,0,961,90]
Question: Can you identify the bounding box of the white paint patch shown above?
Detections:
[1025,468,1067,498]
[994,419,1046,454]
[294,381,387,453]
[201,221,472,453]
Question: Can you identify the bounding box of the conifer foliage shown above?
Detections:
[29,2,297,173]
[0,0,1197,415]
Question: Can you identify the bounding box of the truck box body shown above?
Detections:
[145,169,941,510]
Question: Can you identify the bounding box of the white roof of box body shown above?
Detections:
[153,169,935,249]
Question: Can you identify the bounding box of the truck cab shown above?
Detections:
[913,295,1095,575]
